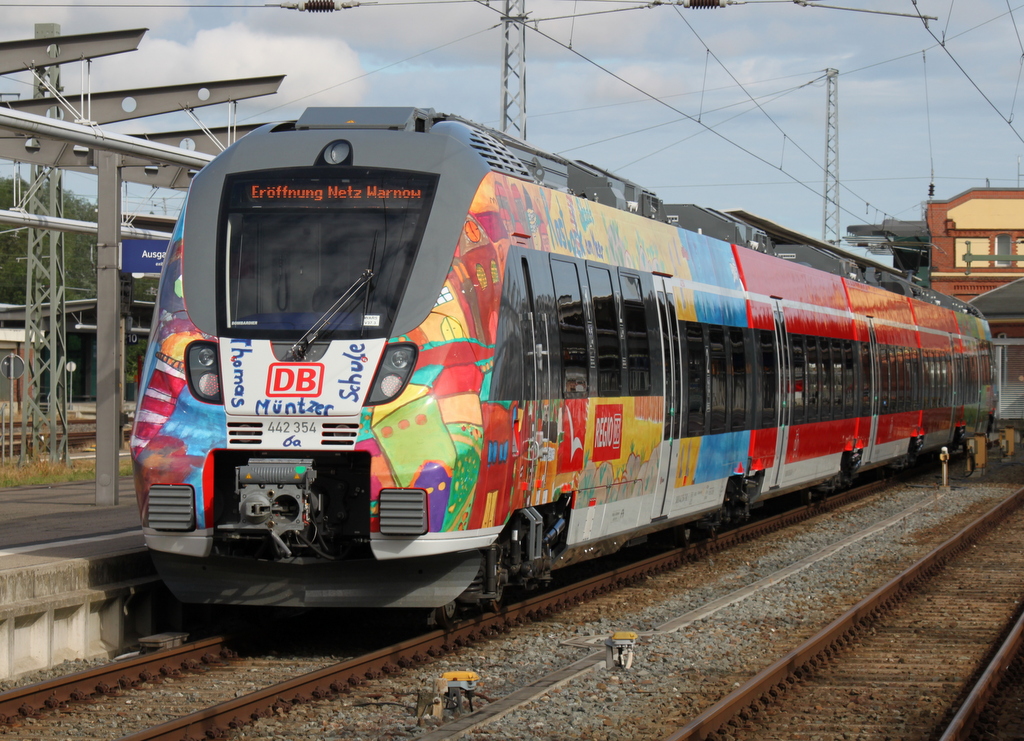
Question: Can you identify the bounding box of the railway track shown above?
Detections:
[666,484,1024,741]
[0,473,915,741]
[0,426,128,460]
[956,616,1024,740]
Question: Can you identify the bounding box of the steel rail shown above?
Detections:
[663,484,1024,741]
[110,476,897,741]
[0,636,233,724]
[0,471,901,740]
[938,579,1024,740]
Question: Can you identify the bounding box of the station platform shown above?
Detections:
[0,478,162,680]
[0,478,142,565]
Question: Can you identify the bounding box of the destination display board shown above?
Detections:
[229,169,436,209]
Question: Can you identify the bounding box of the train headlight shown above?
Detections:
[367,343,418,405]
[195,345,217,367]
[186,340,223,404]
[320,139,353,166]
[389,346,414,370]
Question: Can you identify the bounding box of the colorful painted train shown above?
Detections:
[132,107,996,614]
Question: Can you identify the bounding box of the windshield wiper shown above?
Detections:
[286,267,374,361]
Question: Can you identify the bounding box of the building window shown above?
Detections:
[996,233,1012,267]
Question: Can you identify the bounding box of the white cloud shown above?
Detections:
[2,0,1023,236]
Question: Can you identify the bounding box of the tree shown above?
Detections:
[0,175,98,305]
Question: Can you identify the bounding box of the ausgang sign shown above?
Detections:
[122,239,169,275]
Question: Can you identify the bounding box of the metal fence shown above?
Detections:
[995,339,1024,427]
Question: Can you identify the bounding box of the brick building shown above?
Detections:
[926,188,1024,305]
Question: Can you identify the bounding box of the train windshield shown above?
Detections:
[220,167,438,339]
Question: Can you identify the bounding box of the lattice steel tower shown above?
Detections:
[23,22,69,464]
[822,68,840,245]
[500,0,527,138]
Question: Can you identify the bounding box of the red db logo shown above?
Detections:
[266,364,325,397]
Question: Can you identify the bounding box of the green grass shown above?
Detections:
[0,458,133,488]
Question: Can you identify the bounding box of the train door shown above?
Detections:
[519,251,558,505]
[862,319,881,464]
[768,300,791,490]
[945,335,957,444]
[653,278,681,519]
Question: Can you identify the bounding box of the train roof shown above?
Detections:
[252,107,986,321]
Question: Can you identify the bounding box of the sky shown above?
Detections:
[1,0,1023,244]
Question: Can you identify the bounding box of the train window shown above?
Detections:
[860,341,872,415]
[730,327,747,431]
[520,257,538,401]
[879,346,891,413]
[759,330,777,429]
[686,322,706,437]
[842,341,855,419]
[956,351,965,407]
[898,347,908,410]
[902,348,912,412]
[551,259,589,398]
[909,348,918,411]
[657,291,683,440]
[221,168,437,340]
[892,347,901,412]
[674,312,686,440]
[983,343,994,386]
[896,347,908,413]
[969,349,978,405]
[791,336,805,425]
[708,326,727,434]
[819,339,833,421]
[971,349,980,404]
[819,338,832,421]
[587,266,622,396]
[912,349,919,410]
[911,348,922,410]
[620,273,652,395]
[959,349,968,407]
[830,340,844,418]
[827,340,837,418]
[920,350,929,409]
[488,254,525,402]
[940,352,949,408]
[963,349,972,406]
[805,337,820,423]
[939,351,948,407]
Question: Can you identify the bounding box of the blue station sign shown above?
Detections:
[122,239,169,275]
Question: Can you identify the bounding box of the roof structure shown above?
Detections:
[970,277,1024,320]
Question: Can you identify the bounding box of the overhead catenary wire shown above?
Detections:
[557,77,819,155]
[631,7,894,224]
[4,0,1022,227]
[512,18,843,211]
[610,80,818,169]
[910,0,1024,145]
[1007,0,1024,124]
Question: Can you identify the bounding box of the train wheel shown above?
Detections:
[485,582,505,614]
[433,601,458,630]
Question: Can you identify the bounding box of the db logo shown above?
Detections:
[266,363,325,397]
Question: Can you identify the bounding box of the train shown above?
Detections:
[131,106,996,618]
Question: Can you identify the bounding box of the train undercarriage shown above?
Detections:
[172,431,975,619]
